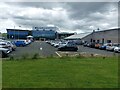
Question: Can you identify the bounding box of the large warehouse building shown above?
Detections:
[82,28,119,43]
[65,28,119,44]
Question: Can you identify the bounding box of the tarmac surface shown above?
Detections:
[9,41,57,58]
[9,41,119,58]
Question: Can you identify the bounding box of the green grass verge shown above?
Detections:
[2,56,118,88]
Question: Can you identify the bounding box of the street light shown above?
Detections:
[18,26,21,40]
[14,26,15,39]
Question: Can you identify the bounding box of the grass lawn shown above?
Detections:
[2,56,118,88]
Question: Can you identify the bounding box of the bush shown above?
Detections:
[32,53,39,59]
[76,54,84,59]
[21,53,29,60]
[9,56,14,60]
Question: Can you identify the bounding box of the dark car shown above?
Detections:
[83,42,88,47]
[89,42,96,48]
[0,48,10,58]
[58,42,78,51]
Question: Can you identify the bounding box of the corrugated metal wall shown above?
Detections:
[82,29,119,43]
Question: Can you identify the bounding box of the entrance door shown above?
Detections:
[102,38,104,44]
[40,38,46,41]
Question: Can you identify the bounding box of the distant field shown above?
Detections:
[2,56,118,88]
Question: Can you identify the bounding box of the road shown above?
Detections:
[9,41,119,58]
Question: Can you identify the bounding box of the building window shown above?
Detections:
[97,40,100,43]
[107,40,111,43]
[93,40,95,42]
[102,38,104,44]
[90,39,93,42]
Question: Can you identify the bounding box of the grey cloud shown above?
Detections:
[0,2,118,33]
[6,2,67,9]
[67,2,117,19]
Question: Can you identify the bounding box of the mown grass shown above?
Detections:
[2,56,118,88]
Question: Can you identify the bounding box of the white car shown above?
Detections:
[54,43,59,47]
[25,40,31,45]
[0,47,10,54]
[53,41,61,47]
[1,40,16,51]
[114,44,120,53]
[58,42,68,47]
[106,43,118,51]
[0,41,12,52]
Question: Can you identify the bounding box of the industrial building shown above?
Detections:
[65,28,120,44]
[32,26,58,40]
[57,32,74,39]
[65,32,91,40]
[6,26,74,40]
[82,28,119,43]
[7,29,30,39]
[6,28,119,43]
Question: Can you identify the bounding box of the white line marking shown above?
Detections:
[55,52,62,57]
[40,47,42,50]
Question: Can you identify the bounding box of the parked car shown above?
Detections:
[71,40,83,45]
[0,37,5,40]
[86,43,90,47]
[0,41,12,52]
[106,43,118,51]
[14,40,27,47]
[99,43,108,50]
[89,42,96,48]
[50,41,56,46]
[114,44,120,53]
[0,48,10,58]
[53,41,61,48]
[58,42,68,47]
[4,40,16,51]
[95,43,103,49]
[45,41,49,43]
[25,40,31,45]
[58,42,78,51]
[83,42,88,47]
[10,41,16,51]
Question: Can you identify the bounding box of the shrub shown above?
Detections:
[21,53,29,60]
[76,54,84,59]
[32,53,39,59]
[9,56,14,60]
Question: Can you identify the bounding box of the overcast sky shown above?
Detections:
[0,2,118,33]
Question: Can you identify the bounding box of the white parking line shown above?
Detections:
[40,47,42,50]
[55,52,62,57]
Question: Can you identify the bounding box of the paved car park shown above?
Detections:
[78,45,118,56]
[9,41,119,58]
[9,41,57,58]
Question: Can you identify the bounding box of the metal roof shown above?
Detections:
[65,32,91,40]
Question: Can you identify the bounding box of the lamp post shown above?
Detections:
[18,26,21,40]
[14,26,15,39]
